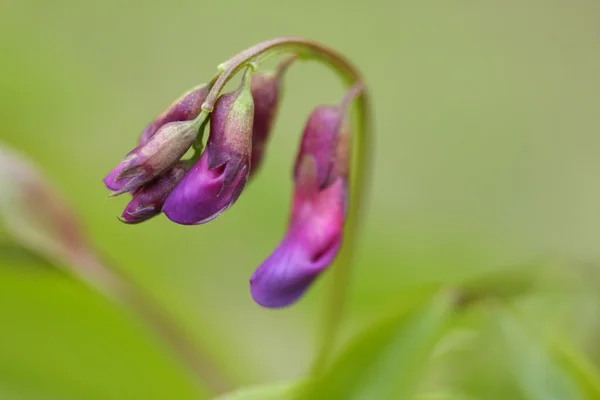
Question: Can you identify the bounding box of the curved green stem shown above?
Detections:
[201,37,362,111]
[203,38,372,375]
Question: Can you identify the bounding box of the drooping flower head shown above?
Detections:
[103,83,210,195]
[250,97,352,308]
[162,68,254,225]
[103,39,368,311]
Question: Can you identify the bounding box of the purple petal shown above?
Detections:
[103,164,126,192]
[103,154,148,195]
[162,153,248,225]
[250,235,341,308]
[250,179,346,308]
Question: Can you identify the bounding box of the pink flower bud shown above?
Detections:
[104,118,202,195]
[250,93,354,308]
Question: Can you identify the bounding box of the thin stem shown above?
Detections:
[203,38,372,375]
[201,37,361,111]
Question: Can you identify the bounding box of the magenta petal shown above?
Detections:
[250,179,346,308]
[103,158,147,194]
[103,165,125,191]
[162,153,247,225]
[250,235,340,308]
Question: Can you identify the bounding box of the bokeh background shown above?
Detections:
[2,0,600,399]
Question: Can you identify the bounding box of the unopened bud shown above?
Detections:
[104,117,203,195]
[250,85,362,308]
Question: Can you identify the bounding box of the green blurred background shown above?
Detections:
[2,0,600,399]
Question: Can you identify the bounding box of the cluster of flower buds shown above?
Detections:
[104,83,211,223]
[105,55,360,308]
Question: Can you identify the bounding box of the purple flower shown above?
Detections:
[163,73,254,225]
[119,162,189,224]
[250,103,350,308]
[251,157,346,308]
[103,83,209,195]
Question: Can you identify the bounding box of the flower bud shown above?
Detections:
[248,83,362,308]
[139,83,209,145]
[163,70,254,225]
[250,93,357,307]
[249,57,293,176]
[103,83,209,195]
[104,117,203,195]
[119,162,189,224]
[250,156,346,308]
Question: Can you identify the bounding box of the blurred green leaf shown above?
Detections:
[0,267,201,400]
[302,289,453,399]
[0,241,54,270]
[499,309,582,400]
[430,328,478,360]
[550,336,600,399]
[455,258,571,309]
[212,381,302,400]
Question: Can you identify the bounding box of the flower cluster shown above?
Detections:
[104,55,360,308]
